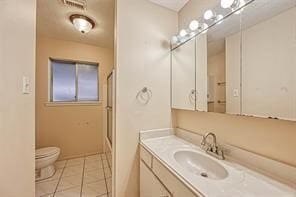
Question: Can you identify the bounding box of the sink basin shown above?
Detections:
[174,150,228,180]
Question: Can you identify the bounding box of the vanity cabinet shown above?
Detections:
[140,161,171,197]
[140,146,199,197]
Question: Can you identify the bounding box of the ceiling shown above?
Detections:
[148,0,190,11]
[37,0,115,48]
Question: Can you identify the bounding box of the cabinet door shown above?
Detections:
[140,161,171,197]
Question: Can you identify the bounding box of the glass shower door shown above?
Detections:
[107,72,113,145]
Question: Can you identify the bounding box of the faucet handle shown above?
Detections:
[201,136,206,145]
[216,146,225,160]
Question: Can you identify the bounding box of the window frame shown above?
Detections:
[49,58,99,103]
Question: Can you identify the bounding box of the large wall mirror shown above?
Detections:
[171,0,296,121]
[171,38,196,110]
[241,0,296,121]
[206,10,241,114]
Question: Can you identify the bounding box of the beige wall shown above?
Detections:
[36,36,113,160]
[175,0,296,168]
[0,0,36,196]
[208,52,226,113]
[226,33,241,114]
[115,0,178,196]
[174,110,296,167]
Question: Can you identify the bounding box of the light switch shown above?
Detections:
[233,89,239,97]
[22,76,30,94]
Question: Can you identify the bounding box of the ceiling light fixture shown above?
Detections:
[70,14,95,34]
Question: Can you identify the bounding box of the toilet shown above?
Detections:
[35,147,60,181]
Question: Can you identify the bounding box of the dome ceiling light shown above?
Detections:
[69,14,95,34]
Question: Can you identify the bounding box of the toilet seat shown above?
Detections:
[36,147,60,159]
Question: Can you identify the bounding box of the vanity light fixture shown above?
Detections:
[216,14,224,24]
[204,9,224,24]
[70,14,95,34]
[204,10,215,20]
[234,0,246,14]
[189,20,199,31]
[171,36,179,44]
[179,29,188,37]
[201,23,209,34]
[221,0,246,13]
[221,0,239,9]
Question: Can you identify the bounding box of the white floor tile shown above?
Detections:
[56,174,82,192]
[106,178,112,193]
[104,168,111,179]
[40,194,54,197]
[35,179,59,197]
[82,180,107,197]
[54,186,81,197]
[85,154,101,162]
[84,161,103,172]
[54,160,67,169]
[83,169,105,184]
[62,165,83,177]
[36,154,111,197]
[37,169,63,183]
[66,158,84,167]
[101,154,107,160]
[102,160,109,169]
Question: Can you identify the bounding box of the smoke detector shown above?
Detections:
[62,0,87,10]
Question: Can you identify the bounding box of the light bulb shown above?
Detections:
[240,0,246,7]
[197,23,209,33]
[171,36,178,44]
[204,10,214,20]
[234,0,246,14]
[73,18,92,33]
[179,29,187,37]
[216,14,224,24]
[221,0,236,9]
[201,23,209,34]
[189,20,199,31]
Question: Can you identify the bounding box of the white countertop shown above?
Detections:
[140,129,296,197]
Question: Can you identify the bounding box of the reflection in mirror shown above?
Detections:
[196,33,208,111]
[172,38,196,110]
[241,0,296,121]
[206,11,242,114]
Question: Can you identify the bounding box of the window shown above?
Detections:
[50,59,99,102]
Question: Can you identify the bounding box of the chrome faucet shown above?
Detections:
[200,132,224,160]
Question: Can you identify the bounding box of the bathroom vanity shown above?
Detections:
[139,128,296,197]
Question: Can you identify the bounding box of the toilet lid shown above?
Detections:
[36,147,60,158]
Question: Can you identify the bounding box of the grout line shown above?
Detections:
[105,153,111,170]
[105,152,112,197]
[101,153,109,196]
[80,156,86,197]
[53,160,68,196]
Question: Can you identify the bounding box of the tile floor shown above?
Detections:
[36,153,112,197]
